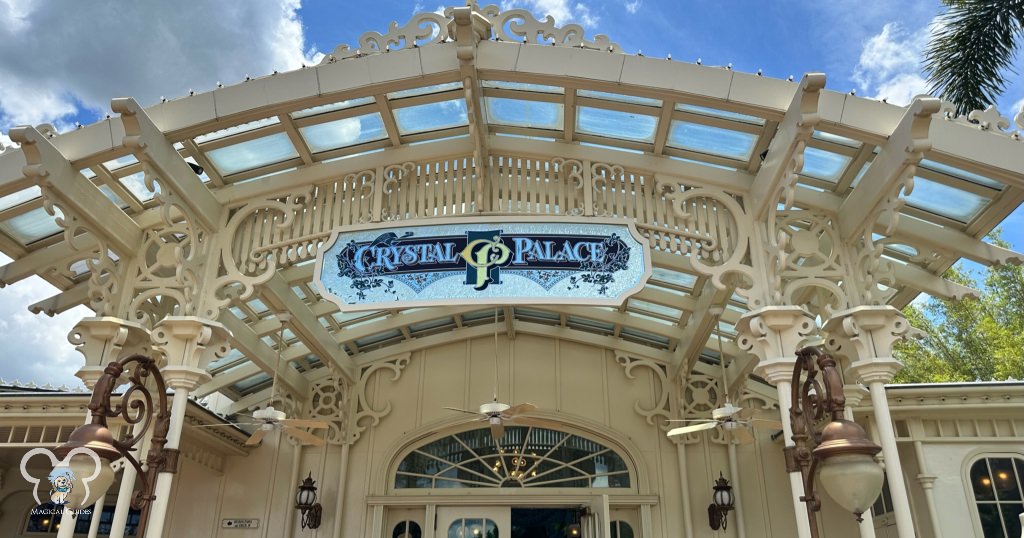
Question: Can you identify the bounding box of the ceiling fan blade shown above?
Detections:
[667,421,718,437]
[728,426,755,445]
[190,422,258,428]
[280,418,330,429]
[489,421,506,440]
[751,419,784,430]
[502,403,537,417]
[443,407,483,416]
[284,426,326,447]
[666,419,717,423]
[507,416,561,429]
[245,428,270,447]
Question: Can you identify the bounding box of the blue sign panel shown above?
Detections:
[314,219,651,311]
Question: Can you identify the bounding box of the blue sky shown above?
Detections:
[0,0,1022,387]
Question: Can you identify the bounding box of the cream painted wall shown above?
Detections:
[918,442,1024,538]
[148,333,875,538]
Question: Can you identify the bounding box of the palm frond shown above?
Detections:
[923,0,1024,115]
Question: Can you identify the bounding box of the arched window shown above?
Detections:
[392,520,422,538]
[610,520,634,538]
[970,456,1024,537]
[395,426,631,489]
[448,518,498,538]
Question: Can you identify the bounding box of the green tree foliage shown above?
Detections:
[894,233,1024,383]
[923,0,1024,115]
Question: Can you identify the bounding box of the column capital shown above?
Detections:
[916,474,938,489]
[842,384,871,408]
[68,317,151,389]
[160,365,212,391]
[736,306,816,385]
[848,358,903,384]
[151,316,231,371]
[823,305,911,363]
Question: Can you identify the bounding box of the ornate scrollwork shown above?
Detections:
[590,162,622,217]
[381,162,417,220]
[310,376,352,445]
[944,102,1023,141]
[615,352,672,430]
[350,354,411,443]
[551,158,585,216]
[660,182,756,298]
[479,5,621,52]
[319,12,450,62]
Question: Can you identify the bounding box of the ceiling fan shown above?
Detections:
[443,309,560,440]
[666,307,782,445]
[193,314,329,447]
[666,402,782,444]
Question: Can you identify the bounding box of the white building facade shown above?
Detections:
[0,4,1022,537]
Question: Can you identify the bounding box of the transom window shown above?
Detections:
[970,456,1024,537]
[392,520,423,538]
[395,426,631,489]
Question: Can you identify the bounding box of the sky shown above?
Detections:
[0,0,1022,388]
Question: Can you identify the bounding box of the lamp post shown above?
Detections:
[52,355,176,538]
[786,347,884,538]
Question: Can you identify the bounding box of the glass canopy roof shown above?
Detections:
[0,19,1020,407]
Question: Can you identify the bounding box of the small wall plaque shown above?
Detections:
[222,519,260,529]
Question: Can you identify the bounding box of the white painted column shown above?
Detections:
[144,316,229,538]
[675,443,695,538]
[912,441,941,538]
[332,443,352,538]
[87,495,107,538]
[727,442,747,538]
[69,317,152,538]
[843,385,877,538]
[600,494,612,538]
[55,507,78,538]
[827,306,916,538]
[736,306,816,538]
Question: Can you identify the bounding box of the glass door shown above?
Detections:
[436,507,510,538]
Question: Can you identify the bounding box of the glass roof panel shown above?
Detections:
[675,104,765,125]
[97,184,129,209]
[0,206,61,243]
[651,267,697,289]
[668,156,737,171]
[299,113,387,153]
[850,162,870,188]
[233,372,271,393]
[905,176,990,223]
[102,154,139,171]
[802,147,852,182]
[118,171,159,202]
[577,90,662,107]
[813,130,862,148]
[667,121,757,160]
[387,82,463,99]
[393,100,468,135]
[580,142,645,154]
[919,159,1004,190]
[290,97,376,119]
[195,117,280,144]
[485,97,563,130]
[206,133,298,175]
[577,107,657,142]
[0,186,41,211]
[482,80,563,93]
[627,298,683,319]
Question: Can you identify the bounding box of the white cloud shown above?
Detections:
[0,0,318,130]
[625,1,641,14]
[500,0,599,28]
[0,255,90,389]
[852,22,931,105]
